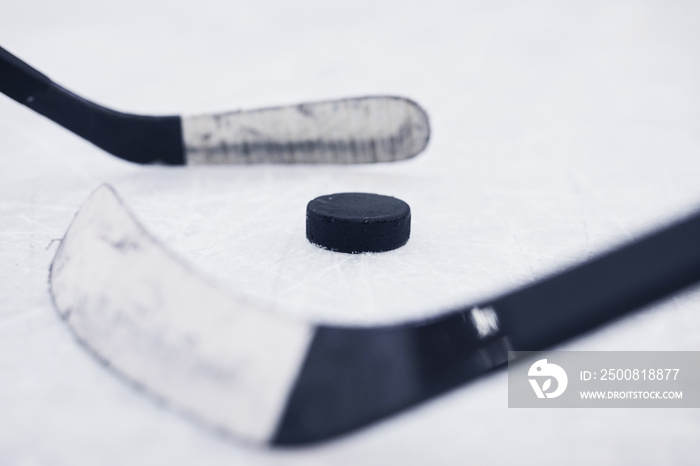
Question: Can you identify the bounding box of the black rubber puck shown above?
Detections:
[306,192,411,253]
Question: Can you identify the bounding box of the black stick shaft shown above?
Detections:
[0,45,184,164]
[497,210,700,350]
[0,46,52,104]
[275,208,700,445]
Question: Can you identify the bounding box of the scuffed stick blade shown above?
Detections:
[182,96,430,164]
[47,185,507,447]
[49,185,315,446]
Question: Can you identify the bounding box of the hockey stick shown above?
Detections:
[0,46,430,165]
[49,186,700,446]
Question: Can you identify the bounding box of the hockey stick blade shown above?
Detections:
[0,46,430,165]
[50,186,700,446]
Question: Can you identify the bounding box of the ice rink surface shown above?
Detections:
[2,0,700,464]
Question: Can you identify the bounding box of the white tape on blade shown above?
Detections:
[182,96,429,164]
[50,185,313,444]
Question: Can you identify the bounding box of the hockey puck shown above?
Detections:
[306,192,411,253]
